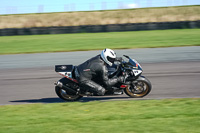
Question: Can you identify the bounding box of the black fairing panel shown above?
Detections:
[55,65,74,72]
[59,77,73,85]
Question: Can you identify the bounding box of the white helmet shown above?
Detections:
[101,48,116,66]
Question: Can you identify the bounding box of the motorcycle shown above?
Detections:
[54,55,152,101]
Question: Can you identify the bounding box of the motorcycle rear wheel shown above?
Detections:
[124,76,152,98]
[55,86,82,101]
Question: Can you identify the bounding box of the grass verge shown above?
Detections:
[0,5,200,29]
[0,29,200,55]
[0,98,199,133]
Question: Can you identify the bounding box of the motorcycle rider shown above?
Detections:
[75,48,126,96]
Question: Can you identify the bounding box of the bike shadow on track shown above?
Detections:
[10,96,135,104]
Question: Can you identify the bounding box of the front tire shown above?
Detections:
[124,76,152,98]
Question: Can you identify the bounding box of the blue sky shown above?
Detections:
[0,0,200,15]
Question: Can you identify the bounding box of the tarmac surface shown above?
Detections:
[0,46,200,105]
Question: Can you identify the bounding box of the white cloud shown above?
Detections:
[119,3,139,9]
[126,4,139,8]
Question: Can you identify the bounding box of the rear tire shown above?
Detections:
[55,86,83,101]
[55,78,82,101]
[124,76,152,98]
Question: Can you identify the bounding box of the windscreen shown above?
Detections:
[129,58,143,71]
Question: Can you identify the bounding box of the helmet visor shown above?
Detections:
[107,56,115,64]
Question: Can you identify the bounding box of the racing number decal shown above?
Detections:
[134,70,138,73]
[133,70,142,76]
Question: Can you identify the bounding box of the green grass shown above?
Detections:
[0,98,199,133]
[0,29,200,55]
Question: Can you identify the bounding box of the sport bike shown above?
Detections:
[54,55,152,101]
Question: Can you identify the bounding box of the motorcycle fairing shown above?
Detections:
[55,65,78,83]
[132,69,143,76]
[129,58,143,76]
[128,58,143,71]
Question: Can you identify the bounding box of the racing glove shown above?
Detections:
[117,76,126,83]
[117,72,129,83]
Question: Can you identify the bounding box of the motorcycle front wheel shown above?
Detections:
[124,76,152,98]
[55,86,83,101]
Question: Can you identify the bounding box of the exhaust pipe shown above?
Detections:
[54,81,63,88]
[54,81,77,94]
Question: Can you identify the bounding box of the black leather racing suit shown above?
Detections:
[76,55,122,95]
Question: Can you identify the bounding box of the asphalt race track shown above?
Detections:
[0,46,200,105]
